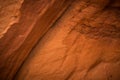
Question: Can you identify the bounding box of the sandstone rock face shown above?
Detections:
[0,0,23,38]
[0,0,120,80]
[0,0,73,80]
[15,0,120,80]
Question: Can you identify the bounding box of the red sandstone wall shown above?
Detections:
[0,0,120,80]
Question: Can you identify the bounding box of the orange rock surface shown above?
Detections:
[0,0,23,38]
[0,0,73,79]
[16,0,120,80]
[0,0,120,80]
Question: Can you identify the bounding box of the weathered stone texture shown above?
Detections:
[0,0,120,80]
[15,0,120,80]
[0,0,73,80]
[0,0,23,38]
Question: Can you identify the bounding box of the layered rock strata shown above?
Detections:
[0,0,73,80]
[16,0,120,80]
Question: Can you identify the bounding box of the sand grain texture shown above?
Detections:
[15,0,120,80]
[0,0,73,79]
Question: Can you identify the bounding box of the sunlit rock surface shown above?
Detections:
[0,0,120,80]
[0,0,73,80]
[15,0,120,80]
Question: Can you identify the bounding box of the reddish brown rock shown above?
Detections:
[0,0,23,38]
[0,0,120,80]
[0,0,73,80]
[15,0,120,80]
